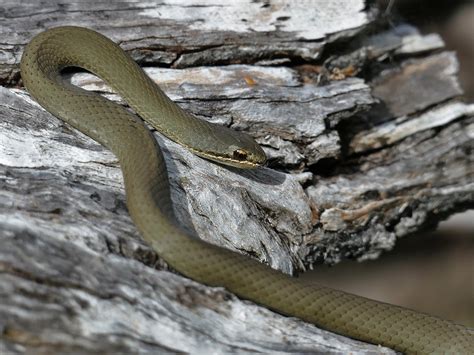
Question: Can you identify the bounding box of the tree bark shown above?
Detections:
[0,1,472,353]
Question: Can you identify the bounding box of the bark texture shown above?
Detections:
[0,0,472,353]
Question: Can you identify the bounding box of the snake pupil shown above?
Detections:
[233,149,248,160]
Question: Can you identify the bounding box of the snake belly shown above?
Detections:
[20,26,473,354]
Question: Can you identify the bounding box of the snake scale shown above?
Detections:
[20,26,473,354]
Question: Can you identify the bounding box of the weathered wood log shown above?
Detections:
[0,1,472,353]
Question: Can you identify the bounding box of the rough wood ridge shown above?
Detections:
[0,1,472,353]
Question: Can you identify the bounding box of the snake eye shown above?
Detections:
[233,149,248,161]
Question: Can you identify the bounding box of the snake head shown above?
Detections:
[189,124,267,169]
[223,129,267,169]
[229,145,267,168]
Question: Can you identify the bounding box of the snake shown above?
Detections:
[20,26,473,354]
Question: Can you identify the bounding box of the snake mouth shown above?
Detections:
[190,147,264,169]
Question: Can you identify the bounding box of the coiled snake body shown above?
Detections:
[20,27,473,354]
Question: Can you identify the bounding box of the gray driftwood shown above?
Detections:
[0,1,472,353]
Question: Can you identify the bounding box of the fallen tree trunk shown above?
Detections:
[0,1,472,353]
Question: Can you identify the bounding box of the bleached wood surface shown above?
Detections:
[0,0,472,353]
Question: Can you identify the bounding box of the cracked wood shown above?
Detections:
[1,0,473,353]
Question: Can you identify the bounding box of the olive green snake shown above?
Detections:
[20,26,473,354]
